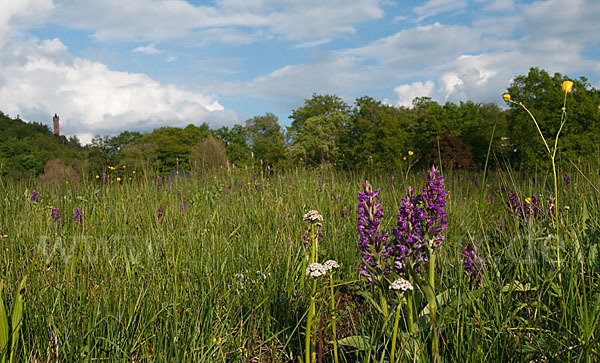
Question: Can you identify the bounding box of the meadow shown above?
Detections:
[0,163,598,363]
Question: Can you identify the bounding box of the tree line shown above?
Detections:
[1,67,598,181]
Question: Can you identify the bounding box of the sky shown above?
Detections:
[1,0,599,144]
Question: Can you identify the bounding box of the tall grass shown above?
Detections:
[0,164,598,362]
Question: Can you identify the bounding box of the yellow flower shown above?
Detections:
[369,155,373,159]
[247,182,251,185]
[403,156,407,161]
[300,157,303,161]
[129,177,132,181]
[561,80,573,93]
[65,180,69,184]
[122,165,126,169]
[213,337,222,344]
[132,170,136,174]
[96,175,99,179]
[117,177,121,182]
[502,93,511,102]
[525,197,531,204]
[108,166,115,171]
[408,150,414,156]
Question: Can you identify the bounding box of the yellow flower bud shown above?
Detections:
[408,150,414,156]
[502,93,511,102]
[561,80,573,93]
[117,177,121,182]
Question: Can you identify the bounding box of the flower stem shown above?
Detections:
[407,293,415,335]
[427,251,439,362]
[390,296,403,363]
[378,285,389,317]
[305,279,317,363]
[329,275,339,363]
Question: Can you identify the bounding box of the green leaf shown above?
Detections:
[337,335,371,351]
[0,281,8,363]
[419,289,450,317]
[502,280,536,292]
[9,277,26,363]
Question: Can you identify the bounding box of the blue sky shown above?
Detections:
[1,0,599,144]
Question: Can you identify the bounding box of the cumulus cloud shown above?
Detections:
[390,81,436,107]
[0,37,238,142]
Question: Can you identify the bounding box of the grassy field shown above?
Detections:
[0,165,599,362]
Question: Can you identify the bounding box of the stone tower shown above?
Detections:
[53,114,59,136]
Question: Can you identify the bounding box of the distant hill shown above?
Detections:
[0,111,84,180]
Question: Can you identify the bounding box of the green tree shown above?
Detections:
[213,125,252,167]
[245,113,287,168]
[341,96,414,170]
[506,67,600,169]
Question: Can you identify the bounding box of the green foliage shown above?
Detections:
[506,67,600,169]
[1,167,599,361]
[1,67,599,180]
[245,113,287,168]
[0,113,84,180]
[212,125,251,167]
[341,96,414,170]
[287,94,350,166]
[189,136,229,171]
[129,124,211,172]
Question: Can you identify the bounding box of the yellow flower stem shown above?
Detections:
[510,93,569,287]
[480,121,497,202]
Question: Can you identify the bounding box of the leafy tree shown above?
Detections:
[288,94,349,139]
[213,125,252,167]
[341,96,414,170]
[91,131,143,157]
[287,94,349,166]
[119,142,159,171]
[505,67,600,169]
[190,136,228,172]
[245,113,287,168]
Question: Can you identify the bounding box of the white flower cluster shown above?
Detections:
[305,260,339,277]
[303,210,324,223]
[324,260,339,270]
[389,278,414,291]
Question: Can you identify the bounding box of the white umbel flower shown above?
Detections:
[389,278,413,291]
[305,263,327,277]
[323,260,339,271]
[303,210,324,223]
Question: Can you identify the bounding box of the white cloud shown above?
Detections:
[220,55,370,100]
[413,0,468,22]
[50,0,384,43]
[0,0,54,45]
[391,81,436,107]
[132,44,161,54]
[483,0,514,12]
[0,37,238,139]
[343,23,481,68]
[294,39,332,49]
